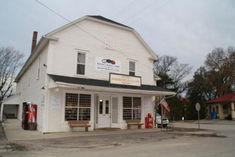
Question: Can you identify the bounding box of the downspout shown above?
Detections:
[0,104,4,122]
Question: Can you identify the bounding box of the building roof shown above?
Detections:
[15,15,158,83]
[87,15,133,29]
[208,93,235,104]
[49,74,175,96]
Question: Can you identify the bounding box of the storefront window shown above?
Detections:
[65,93,78,120]
[123,97,141,120]
[65,93,91,121]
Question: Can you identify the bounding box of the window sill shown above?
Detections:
[74,74,87,78]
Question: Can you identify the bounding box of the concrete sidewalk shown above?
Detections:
[3,119,161,141]
[4,119,230,142]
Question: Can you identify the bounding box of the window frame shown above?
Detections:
[129,61,135,76]
[123,96,141,120]
[76,52,86,75]
[65,93,91,121]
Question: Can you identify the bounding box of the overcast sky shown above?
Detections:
[1,0,235,79]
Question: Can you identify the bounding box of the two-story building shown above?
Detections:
[1,16,175,133]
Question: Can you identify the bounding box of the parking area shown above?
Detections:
[1,120,235,157]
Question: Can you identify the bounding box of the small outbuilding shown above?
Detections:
[0,95,20,121]
[208,93,235,120]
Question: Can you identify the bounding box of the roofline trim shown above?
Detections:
[53,81,176,96]
[15,37,49,82]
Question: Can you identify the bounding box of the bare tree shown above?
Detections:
[154,55,177,74]
[170,63,192,93]
[0,47,24,105]
[154,55,192,94]
[205,48,228,71]
[205,47,235,97]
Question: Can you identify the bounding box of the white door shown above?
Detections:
[98,95,111,128]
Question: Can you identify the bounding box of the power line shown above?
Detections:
[113,0,138,19]
[120,0,161,22]
[34,0,155,72]
[34,0,109,46]
[35,0,71,22]
[124,0,170,25]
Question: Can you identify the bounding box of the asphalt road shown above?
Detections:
[1,120,235,157]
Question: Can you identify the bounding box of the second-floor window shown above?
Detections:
[129,61,135,76]
[77,53,85,75]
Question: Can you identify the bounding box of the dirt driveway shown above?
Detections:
[1,120,235,157]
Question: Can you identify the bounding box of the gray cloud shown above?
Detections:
[0,0,234,79]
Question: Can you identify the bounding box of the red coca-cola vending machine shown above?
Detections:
[22,102,37,130]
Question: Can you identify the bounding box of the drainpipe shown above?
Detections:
[0,104,4,122]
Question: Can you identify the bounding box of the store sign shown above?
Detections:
[110,73,141,86]
[96,57,121,72]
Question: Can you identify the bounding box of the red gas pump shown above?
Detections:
[145,113,153,128]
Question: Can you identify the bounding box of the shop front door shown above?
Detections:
[98,95,111,128]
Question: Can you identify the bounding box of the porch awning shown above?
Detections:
[48,74,176,96]
[2,95,20,105]
[208,93,235,104]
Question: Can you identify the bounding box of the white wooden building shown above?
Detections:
[1,16,175,133]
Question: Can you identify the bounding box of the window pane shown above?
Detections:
[77,53,85,64]
[65,93,78,120]
[77,64,85,75]
[133,97,141,108]
[105,100,109,114]
[123,109,132,120]
[65,108,77,120]
[133,109,141,120]
[79,94,91,107]
[129,61,135,71]
[99,100,103,114]
[129,71,135,76]
[123,97,132,108]
[65,93,78,107]
[78,108,90,120]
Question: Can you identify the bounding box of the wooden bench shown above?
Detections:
[126,120,143,129]
[68,120,91,132]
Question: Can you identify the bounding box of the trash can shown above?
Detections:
[210,112,216,120]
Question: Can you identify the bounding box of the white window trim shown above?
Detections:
[129,61,136,75]
[123,97,141,120]
[76,52,86,75]
[64,93,91,121]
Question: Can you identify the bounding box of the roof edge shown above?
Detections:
[15,37,49,82]
[45,15,158,60]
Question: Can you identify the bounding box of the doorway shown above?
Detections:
[98,95,111,128]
